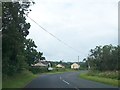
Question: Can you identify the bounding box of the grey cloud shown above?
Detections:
[27,0,118,62]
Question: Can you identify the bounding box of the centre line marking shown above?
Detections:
[62,80,70,85]
[60,76,62,80]
[75,87,79,90]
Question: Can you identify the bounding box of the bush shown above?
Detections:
[55,68,66,72]
[2,70,37,88]
[29,67,48,74]
[87,70,119,80]
[97,71,118,79]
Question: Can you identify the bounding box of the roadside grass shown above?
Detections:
[80,72,120,87]
[2,70,38,88]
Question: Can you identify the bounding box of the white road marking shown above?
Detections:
[74,87,79,90]
[59,76,79,89]
[60,76,62,80]
[62,79,70,85]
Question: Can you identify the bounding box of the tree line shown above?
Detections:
[83,45,120,71]
[2,1,45,77]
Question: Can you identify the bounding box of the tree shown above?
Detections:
[85,45,119,71]
[2,1,46,77]
[2,1,33,76]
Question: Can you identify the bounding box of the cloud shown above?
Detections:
[27,0,118,62]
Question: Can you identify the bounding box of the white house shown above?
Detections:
[71,63,80,69]
[31,60,49,67]
[31,62,47,67]
[56,64,65,68]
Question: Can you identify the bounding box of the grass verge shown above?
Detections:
[2,70,38,88]
[80,73,120,87]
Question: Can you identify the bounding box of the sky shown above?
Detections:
[26,0,119,62]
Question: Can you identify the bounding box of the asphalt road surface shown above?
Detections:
[25,71,118,88]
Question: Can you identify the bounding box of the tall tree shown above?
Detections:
[2,1,32,76]
[85,45,119,71]
[2,1,46,77]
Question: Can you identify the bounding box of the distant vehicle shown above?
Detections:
[48,67,53,71]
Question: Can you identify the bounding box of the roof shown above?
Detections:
[32,62,47,67]
[71,63,80,66]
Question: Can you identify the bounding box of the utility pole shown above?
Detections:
[78,56,79,63]
[88,61,90,70]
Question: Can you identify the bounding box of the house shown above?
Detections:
[31,62,47,67]
[31,60,49,67]
[71,63,80,70]
[56,64,65,68]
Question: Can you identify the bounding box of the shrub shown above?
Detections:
[29,67,48,74]
[87,70,119,80]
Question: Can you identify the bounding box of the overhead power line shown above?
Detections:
[26,15,81,54]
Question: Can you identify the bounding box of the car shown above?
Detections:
[48,67,53,71]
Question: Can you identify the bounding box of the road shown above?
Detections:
[25,71,118,89]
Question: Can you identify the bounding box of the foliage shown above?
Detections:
[2,1,31,76]
[29,67,48,74]
[79,62,88,70]
[87,70,119,80]
[2,1,45,77]
[2,70,37,88]
[24,39,45,66]
[84,45,119,71]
